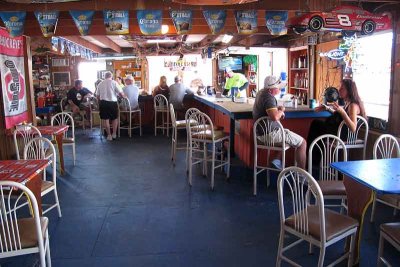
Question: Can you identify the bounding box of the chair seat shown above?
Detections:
[381,222,400,245]
[0,217,48,249]
[176,120,188,128]
[41,180,54,192]
[256,140,290,150]
[377,194,400,206]
[191,124,223,132]
[62,137,75,144]
[318,180,347,196]
[285,206,358,241]
[192,130,227,141]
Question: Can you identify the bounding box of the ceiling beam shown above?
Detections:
[88,36,122,53]
[61,35,103,53]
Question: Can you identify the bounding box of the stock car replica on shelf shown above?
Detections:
[287,5,391,36]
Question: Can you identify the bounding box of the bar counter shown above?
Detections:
[192,94,331,168]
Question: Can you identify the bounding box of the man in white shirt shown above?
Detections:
[96,71,125,141]
[169,76,193,111]
[122,75,139,110]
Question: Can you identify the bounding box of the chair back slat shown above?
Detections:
[308,134,347,181]
[253,116,286,148]
[119,97,132,112]
[170,104,177,127]
[278,167,326,241]
[13,125,41,160]
[51,112,74,139]
[188,111,214,140]
[154,94,168,110]
[24,137,56,183]
[337,115,368,145]
[0,181,43,254]
[373,134,400,159]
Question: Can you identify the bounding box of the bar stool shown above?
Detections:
[119,98,142,138]
[60,97,87,131]
[188,110,230,190]
[154,94,170,136]
[378,222,400,266]
[337,115,369,159]
[253,116,292,195]
[170,104,187,164]
[370,134,400,223]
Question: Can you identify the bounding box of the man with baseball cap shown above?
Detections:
[223,67,249,97]
[253,75,306,169]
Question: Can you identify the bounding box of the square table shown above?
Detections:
[0,159,50,214]
[331,158,400,264]
[37,125,69,175]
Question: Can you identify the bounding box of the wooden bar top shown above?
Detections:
[194,95,331,120]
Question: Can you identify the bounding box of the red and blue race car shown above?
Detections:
[287,6,391,36]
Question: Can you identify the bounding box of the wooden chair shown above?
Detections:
[153,94,170,137]
[13,124,42,160]
[378,222,400,266]
[276,166,358,267]
[118,97,142,138]
[308,134,348,212]
[0,181,51,266]
[24,137,62,217]
[337,115,369,160]
[253,116,292,195]
[370,134,400,223]
[170,104,187,164]
[188,111,230,190]
[51,112,76,166]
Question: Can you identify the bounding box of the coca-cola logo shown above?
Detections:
[4,60,25,112]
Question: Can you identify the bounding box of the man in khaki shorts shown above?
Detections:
[252,75,306,169]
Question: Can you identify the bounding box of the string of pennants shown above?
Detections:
[0,10,288,38]
[51,36,97,60]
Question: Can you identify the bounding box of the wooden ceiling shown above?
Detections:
[0,0,398,56]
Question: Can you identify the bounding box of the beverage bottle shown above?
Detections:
[298,56,302,68]
[294,73,299,88]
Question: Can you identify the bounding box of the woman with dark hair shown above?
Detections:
[307,79,367,149]
[152,76,170,98]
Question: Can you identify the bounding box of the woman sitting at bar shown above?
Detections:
[307,79,366,152]
[152,76,170,99]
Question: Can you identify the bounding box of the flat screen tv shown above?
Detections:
[218,56,243,71]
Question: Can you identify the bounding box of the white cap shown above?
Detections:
[264,75,286,89]
[225,67,233,73]
[125,75,134,81]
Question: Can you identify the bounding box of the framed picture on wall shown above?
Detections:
[134,71,141,78]
[52,72,71,86]
[134,81,141,88]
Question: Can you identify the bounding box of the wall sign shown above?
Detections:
[0,28,28,129]
[103,10,129,35]
[164,58,197,71]
[137,10,162,35]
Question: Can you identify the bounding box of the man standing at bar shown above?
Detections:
[223,67,249,97]
[97,71,125,141]
[252,75,307,169]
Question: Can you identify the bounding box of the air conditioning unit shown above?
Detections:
[52,58,69,67]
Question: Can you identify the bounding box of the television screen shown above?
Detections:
[218,56,243,71]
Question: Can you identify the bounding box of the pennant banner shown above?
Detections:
[70,10,95,36]
[234,10,257,34]
[0,28,28,129]
[0,12,26,37]
[203,10,226,34]
[34,11,59,37]
[103,10,129,35]
[137,10,162,35]
[170,10,192,34]
[265,11,288,35]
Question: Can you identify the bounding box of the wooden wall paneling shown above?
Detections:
[314,40,342,103]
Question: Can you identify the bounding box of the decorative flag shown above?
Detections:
[34,11,59,37]
[234,10,257,34]
[51,36,59,52]
[203,10,226,34]
[103,10,129,35]
[60,39,65,54]
[170,10,192,34]
[265,11,288,35]
[137,10,162,35]
[0,12,26,37]
[0,28,28,129]
[69,10,95,36]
